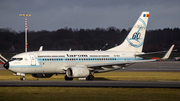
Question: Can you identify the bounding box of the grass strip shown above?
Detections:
[0,87,180,101]
[0,70,180,81]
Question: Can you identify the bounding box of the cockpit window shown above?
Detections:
[11,58,23,61]
[12,58,16,60]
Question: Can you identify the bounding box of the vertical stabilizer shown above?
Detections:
[107,11,149,53]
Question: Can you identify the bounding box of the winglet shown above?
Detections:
[161,45,174,60]
[39,46,43,51]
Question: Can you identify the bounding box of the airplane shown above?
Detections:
[0,11,174,81]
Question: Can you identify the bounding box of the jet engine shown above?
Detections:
[31,74,53,78]
[66,67,89,78]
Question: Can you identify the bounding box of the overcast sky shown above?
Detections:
[0,0,180,31]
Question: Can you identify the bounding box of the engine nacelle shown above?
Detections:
[66,67,89,78]
[31,74,53,78]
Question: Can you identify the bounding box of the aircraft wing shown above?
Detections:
[135,45,175,59]
[86,59,156,68]
[67,59,156,73]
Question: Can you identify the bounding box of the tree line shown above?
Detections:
[0,27,180,53]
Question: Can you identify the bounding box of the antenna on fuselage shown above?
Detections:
[39,46,43,51]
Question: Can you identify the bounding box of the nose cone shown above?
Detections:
[3,62,9,69]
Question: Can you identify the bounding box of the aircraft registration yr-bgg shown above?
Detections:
[0,11,174,81]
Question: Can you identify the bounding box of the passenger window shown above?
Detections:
[12,58,23,61]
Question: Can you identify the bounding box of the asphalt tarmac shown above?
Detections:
[0,80,180,88]
[119,60,180,72]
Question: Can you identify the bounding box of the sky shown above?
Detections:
[0,0,180,31]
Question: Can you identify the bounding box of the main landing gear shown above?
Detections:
[65,75,73,81]
[64,74,94,81]
[86,74,94,80]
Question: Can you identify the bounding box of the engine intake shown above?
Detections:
[66,67,89,78]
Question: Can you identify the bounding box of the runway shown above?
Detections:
[1,60,180,88]
[118,60,180,72]
[0,64,4,70]
[0,80,180,88]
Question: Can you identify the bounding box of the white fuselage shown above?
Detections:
[2,11,153,80]
[8,51,142,74]
[1,11,153,81]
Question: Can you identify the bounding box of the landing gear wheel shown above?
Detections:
[65,75,73,81]
[86,75,94,81]
[20,77,26,81]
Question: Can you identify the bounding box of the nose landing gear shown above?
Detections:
[20,76,26,81]
[13,73,26,81]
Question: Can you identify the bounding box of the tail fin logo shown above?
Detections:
[126,18,147,48]
[126,27,144,48]
[130,25,142,43]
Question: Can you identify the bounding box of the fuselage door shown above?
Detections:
[30,54,36,66]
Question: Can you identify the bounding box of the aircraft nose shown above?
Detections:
[3,62,9,69]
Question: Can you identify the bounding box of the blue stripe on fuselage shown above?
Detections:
[37,57,143,62]
[9,57,143,68]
